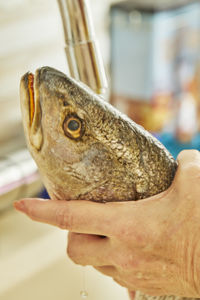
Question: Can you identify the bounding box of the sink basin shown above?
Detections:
[0,208,129,300]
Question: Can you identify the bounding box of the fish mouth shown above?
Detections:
[20,71,37,127]
[20,70,43,151]
[27,73,35,126]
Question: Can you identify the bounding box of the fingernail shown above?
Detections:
[14,200,26,212]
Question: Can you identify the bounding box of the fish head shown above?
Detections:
[20,66,139,201]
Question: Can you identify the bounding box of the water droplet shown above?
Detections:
[80,290,88,299]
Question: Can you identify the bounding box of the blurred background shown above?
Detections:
[1,0,200,299]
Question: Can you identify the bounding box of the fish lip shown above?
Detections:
[28,72,35,126]
[21,71,35,126]
[20,69,43,151]
[21,69,41,128]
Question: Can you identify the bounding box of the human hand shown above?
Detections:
[14,150,200,297]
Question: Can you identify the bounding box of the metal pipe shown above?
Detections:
[57,0,108,96]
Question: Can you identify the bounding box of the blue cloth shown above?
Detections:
[38,188,49,199]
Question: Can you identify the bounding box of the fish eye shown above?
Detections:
[63,115,84,139]
[68,119,80,131]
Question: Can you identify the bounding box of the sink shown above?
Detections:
[0,208,129,300]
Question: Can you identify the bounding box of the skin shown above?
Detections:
[14,150,200,298]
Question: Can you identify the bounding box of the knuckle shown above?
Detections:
[178,149,200,161]
[177,150,200,182]
[27,206,35,219]
[55,208,67,229]
[178,150,200,171]
[55,206,73,230]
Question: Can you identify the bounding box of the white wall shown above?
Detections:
[0,0,120,143]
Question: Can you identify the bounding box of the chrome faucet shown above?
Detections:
[57,0,108,96]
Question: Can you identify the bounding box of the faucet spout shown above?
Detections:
[57,0,108,96]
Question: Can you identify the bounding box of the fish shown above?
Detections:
[20,66,182,300]
[20,66,177,203]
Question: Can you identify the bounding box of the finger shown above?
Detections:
[67,232,111,266]
[14,198,120,236]
[177,149,200,166]
[94,265,116,277]
[177,149,200,174]
[175,150,200,184]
